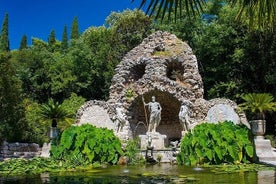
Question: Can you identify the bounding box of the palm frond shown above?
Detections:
[38,98,73,126]
[132,0,275,30]
[132,0,206,21]
[239,93,276,119]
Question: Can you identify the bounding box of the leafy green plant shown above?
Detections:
[38,98,74,128]
[265,135,276,148]
[157,154,162,163]
[239,93,276,120]
[123,138,145,164]
[125,88,135,101]
[177,121,254,166]
[50,124,123,165]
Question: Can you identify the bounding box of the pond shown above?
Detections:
[0,163,275,184]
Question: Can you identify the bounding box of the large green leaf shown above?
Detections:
[206,150,213,161]
[245,145,254,157]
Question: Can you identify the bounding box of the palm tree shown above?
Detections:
[239,93,276,120]
[132,0,276,30]
[38,98,73,128]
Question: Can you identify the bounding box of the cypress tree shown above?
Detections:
[0,13,10,52]
[61,25,68,50]
[48,29,56,46]
[19,34,28,50]
[70,16,79,40]
[0,52,25,141]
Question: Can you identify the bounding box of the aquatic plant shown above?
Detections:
[177,121,254,165]
[50,124,123,165]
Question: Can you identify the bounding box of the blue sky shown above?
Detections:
[0,0,143,50]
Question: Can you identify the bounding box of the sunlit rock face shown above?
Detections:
[76,31,248,141]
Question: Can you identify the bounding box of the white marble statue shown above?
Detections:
[179,101,191,131]
[143,96,162,133]
[114,104,129,132]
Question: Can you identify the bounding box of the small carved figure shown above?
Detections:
[147,134,152,148]
[179,101,191,131]
[114,104,129,132]
[143,96,162,133]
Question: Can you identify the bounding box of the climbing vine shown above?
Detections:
[50,124,123,165]
[177,121,254,165]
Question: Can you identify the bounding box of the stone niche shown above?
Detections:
[75,100,114,130]
[75,31,249,146]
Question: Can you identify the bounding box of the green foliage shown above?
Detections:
[0,13,9,52]
[0,157,89,175]
[239,93,276,120]
[105,9,152,50]
[135,0,276,31]
[0,52,26,142]
[177,121,254,166]
[22,98,49,145]
[19,34,28,50]
[265,135,276,148]
[61,93,86,116]
[61,25,68,50]
[208,81,242,101]
[48,30,56,46]
[79,26,124,99]
[209,163,275,174]
[125,88,135,101]
[123,138,145,164]
[70,16,79,40]
[38,98,74,129]
[51,124,123,165]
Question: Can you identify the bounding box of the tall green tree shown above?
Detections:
[70,16,79,40]
[61,25,68,50]
[0,52,25,142]
[105,9,152,50]
[19,34,28,50]
[0,13,10,52]
[48,29,56,46]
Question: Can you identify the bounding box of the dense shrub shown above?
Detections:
[177,121,254,165]
[50,124,123,165]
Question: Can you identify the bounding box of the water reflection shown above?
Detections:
[257,170,275,184]
[0,164,275,184]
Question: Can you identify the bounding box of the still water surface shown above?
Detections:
[1,163,275,184]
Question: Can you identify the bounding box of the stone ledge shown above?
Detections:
[254,138,276,163]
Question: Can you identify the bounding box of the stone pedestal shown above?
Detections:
[254,138,276,162]
[40,142,51,158]
[139,132,167,150]
[115,125,133,142]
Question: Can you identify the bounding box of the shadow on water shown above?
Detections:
[1,163,275,184]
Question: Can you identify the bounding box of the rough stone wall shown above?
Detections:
[0,142,41,159]
[109,31,204,107]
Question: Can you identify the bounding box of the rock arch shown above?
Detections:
[128,90,182,141]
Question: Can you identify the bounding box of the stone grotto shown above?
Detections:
[75,31,249,148]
